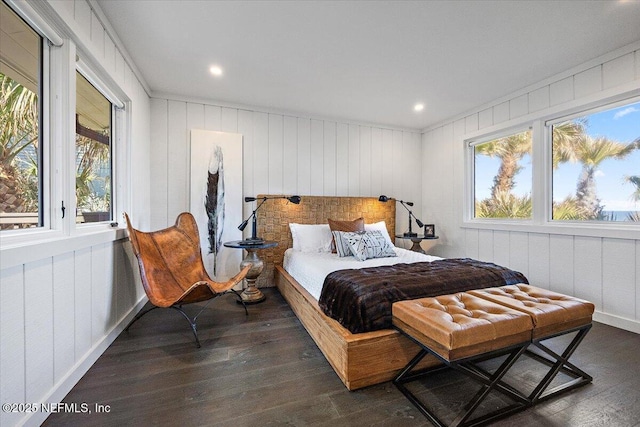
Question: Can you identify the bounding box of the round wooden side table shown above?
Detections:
[223,239,278,304]
[395,235,439,254]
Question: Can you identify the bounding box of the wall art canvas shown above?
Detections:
[190,129,243,281]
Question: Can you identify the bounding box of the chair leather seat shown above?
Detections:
[127,212,250,308]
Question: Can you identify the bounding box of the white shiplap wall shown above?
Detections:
[0,1,150,426]
[149,97,424,249]
[422,43,640,333]
[0,241,143,427]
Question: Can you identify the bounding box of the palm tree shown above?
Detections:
[624,175,640,222]
[475,131,531,199]
[552,119,587,168]
[0,72,39,224]
[476,191,532,219]
[474,121,589,220]
[572,135,636,217]
[76,134,111,213]
[552,196,592,220]
[13,150,39,212]
[476,121,587,200]
[625,175,640,202]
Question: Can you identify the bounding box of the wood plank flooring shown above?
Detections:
[44,288,640,426]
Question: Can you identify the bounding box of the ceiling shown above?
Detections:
[97,0,640,130]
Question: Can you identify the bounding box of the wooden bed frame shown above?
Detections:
[256,195,439,390]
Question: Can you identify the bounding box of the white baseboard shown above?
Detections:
[593,311,640,334]
[22,296,148,427]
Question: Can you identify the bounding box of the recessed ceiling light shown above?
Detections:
[209,65,223,77]
[414,103,425,112]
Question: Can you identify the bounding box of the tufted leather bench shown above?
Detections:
[468,284,594,339]
[392,286,594,426]
[392,292,533,361]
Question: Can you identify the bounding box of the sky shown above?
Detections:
[475,100,640,213]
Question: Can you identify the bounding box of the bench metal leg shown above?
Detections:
[394,343,531,427]
[527,323,593,403]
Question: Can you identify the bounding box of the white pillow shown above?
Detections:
[289,223,333,253]
[341,230,397,261]
[364,221,394,247]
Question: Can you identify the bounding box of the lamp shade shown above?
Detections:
[238,218,250,232]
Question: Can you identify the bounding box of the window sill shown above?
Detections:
[1,227,128,270]
[461,219,640,240]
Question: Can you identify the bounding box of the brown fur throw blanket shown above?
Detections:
[318,258,528,333]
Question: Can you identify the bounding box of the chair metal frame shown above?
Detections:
[124,289,247,348]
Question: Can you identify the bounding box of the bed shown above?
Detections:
[255,195,445,390]
[255,195,527,390]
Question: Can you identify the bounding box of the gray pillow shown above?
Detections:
[332,230,354,257]
[341,230,397,261]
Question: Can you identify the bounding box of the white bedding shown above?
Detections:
[283,247,442,301]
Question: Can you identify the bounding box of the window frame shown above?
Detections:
[72,58,126,233]
[463,91,640,240]
[546,95,640,226]
[74,67,115,226]
[468,125,534,222]
[0,5,50,238]
[464,122,537,225]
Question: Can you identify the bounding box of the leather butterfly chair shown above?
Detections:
[124,212,251,347]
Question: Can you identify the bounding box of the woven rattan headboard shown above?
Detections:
[254,195,396,287]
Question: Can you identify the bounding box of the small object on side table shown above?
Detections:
[395,234,439,254]
[223,239,278,304]
[423,224,436,238]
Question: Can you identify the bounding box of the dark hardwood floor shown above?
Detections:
[44,288,640,427]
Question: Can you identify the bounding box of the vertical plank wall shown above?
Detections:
[1,1,150,426]
[422,44,640,333]
[0,242,142,427]
[149,98,423,251]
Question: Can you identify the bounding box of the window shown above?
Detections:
[473,129,532,219]
[466,95,640,234]
[551,99,640,222]
[0,1,42,229]
[75,71,113,223]
[1,1,127,251]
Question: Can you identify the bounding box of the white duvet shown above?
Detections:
[283,248,442,301]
